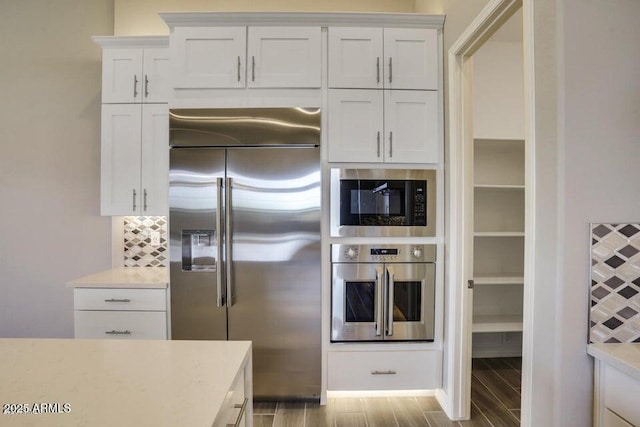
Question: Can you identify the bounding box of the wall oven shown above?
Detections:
[331,244,436,342]
[330,169,437,237]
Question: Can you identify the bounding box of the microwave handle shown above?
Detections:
[386,265,395,336]
[375,266,384,336]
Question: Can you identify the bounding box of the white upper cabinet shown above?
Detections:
[328,89,384,163]
[171,26,321,89]
[329,27,438,90]
[171,27,246,89]
[328,89,439,164]
[101,104,168,216]
[98,40,169,103]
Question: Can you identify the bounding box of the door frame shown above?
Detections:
[445,0,535,423]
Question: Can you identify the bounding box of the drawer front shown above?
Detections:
[604,365,640,426]
[328,350,440,391]
[214,370,248,427]
[74,311,167,339]
[74,288,166,311]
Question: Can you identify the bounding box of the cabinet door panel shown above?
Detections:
[384,90,439,163]
[328,90,383,163]
[101,104,142,215]
[101,49,143,103]
[172,27,246,89]
[328,27,383,89]
[247,27,321,88]
[142,48,170,103]
[141,104,169,215]
[384,28,438,90]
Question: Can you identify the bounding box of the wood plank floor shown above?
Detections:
[253,357,522,427]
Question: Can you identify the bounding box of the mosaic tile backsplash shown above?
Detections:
[590,223,640,343]
[123,216,168,268]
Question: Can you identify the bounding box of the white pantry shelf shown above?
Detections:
[472,315,523,333]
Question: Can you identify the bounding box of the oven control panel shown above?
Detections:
[332,244,436,263]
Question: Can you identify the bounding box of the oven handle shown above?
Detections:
[375,266,384,336]
[386,265,395,336]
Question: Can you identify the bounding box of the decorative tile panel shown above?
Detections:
[123,216,168,268]
[590,223,640,343]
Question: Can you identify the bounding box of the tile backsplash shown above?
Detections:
[123,216,168,267]
[590,223,640,343]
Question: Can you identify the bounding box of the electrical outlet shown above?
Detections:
[150,231,161,246]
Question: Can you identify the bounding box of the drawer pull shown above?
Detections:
[227,397,248,427]
[371,370,397,375]
[105,330,131,335]
[104,299,131,303]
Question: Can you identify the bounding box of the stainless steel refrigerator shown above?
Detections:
[169,108,321,400]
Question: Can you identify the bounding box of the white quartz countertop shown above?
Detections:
[66,267,168,289]
[0,339,251,427]
[588,343,640,382]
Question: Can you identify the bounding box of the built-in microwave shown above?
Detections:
[330,169,437,237]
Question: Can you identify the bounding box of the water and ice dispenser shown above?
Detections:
[181,230,216,271]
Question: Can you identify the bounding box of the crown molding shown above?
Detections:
[92,36,169,49]
[159,12,445,30]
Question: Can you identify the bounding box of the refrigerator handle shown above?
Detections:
[215,177,224,307]
[375,266,384,336]
[386,265,395,336]
[225,177,234,307]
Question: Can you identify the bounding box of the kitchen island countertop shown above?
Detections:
[0,339,251,427]
[66,267,168,289]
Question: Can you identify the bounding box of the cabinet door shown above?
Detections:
[142,48,170,103]
[384,90,439,163]
[328,27,383,89]
[100,104,142,215]
[247,27,321,88]
[101,49,143,103]
[140,104,169,215]
[171,27,246,89]
[328,89,383,163]
[384,28,439,90]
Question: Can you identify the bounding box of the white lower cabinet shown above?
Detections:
[594,360,640,427]
[73,288,168,340]
[327,350,440,391]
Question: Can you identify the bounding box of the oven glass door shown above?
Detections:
[331,263,384,342]
[384,263,435,341]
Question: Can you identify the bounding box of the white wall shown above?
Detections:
[113,0,419,35]
[0,1,113,338]
[555,0,640,425]
[473,41,524,139]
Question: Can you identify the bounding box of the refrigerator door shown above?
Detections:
[169,148,228,340]
[384,263,435,341]
[226,147,321,400]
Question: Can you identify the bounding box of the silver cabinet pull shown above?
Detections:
[144,74,149,98]
[132,189,137,212]
[227,398,248,427]
[251,56,256,82]
[389,132,393,158]
[387,266,395,336]
[105,330,131,335]
[133,75,138,98]
[104,298,131,303]
[376,131,381,158]
[389,57,393,83]
[376,57,380,84]
[216,178,224,307]
[237,56,241,82]
[225,177,234,307]
[371,370,397,375]
[375,266,384,336]
[143,189,148,211]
